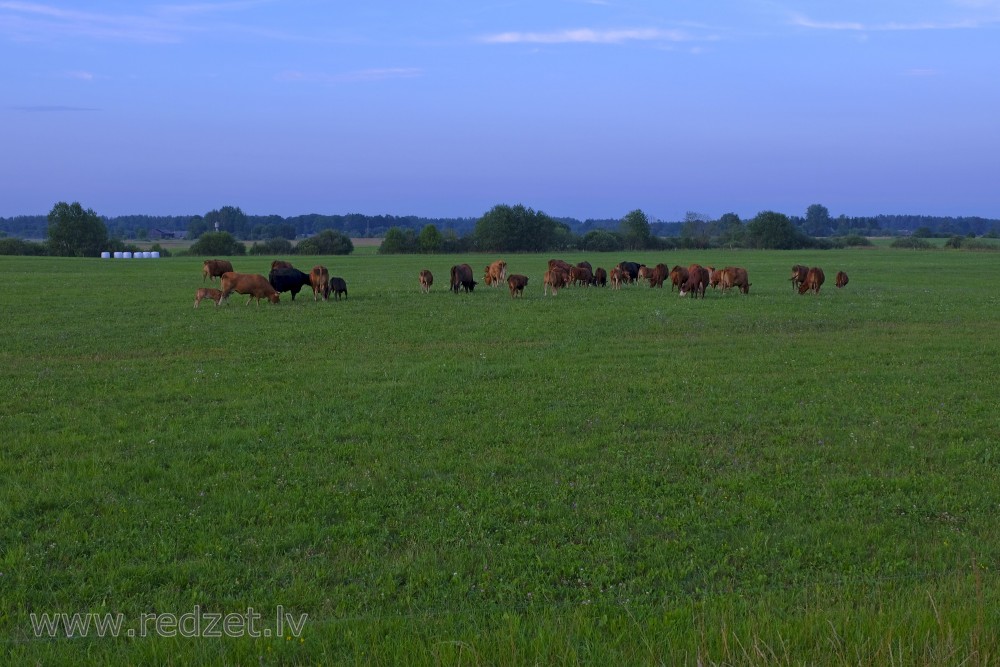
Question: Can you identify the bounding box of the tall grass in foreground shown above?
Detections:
[1,250,998,664]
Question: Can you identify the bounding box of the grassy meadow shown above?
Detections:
[2,248,999,665]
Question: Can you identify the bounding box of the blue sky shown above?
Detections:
[2,1,998,221]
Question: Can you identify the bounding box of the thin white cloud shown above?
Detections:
[480,27,702,44]
[65,70,94,80]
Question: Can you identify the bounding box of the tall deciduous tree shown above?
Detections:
[747,211,808,249]
[418,224,443,253]
[619,209,652,250]
[804,204,832,236]
[47,201,108,257]
[474,204,562,252]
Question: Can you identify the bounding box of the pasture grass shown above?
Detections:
[1,249,999,665]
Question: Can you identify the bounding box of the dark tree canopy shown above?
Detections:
[378,227,417,254]
[746,211,811,249]
[418,224,443,253]
[189,231,246,256]
[47,202,108,257]
[618,209,654,250]
[474,204,565,252]
[296,229,354,255]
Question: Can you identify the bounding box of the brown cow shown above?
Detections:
[219,272,280,306]
[835,271,849,288]
[569,265,594,287]
[194,287,222,308]
[507,274,528,298]
[202,259,233,282]
[271,260,294,271]
[721,266,751,294]
[669,265,689,292]
[548,259,574,274]
[609,266,625,290]
[484,259,507,288]
[649,263,669,288]
[543,268,569,296]
[679,264,709,298]
[708,268,723,289]
[419,269,433,293]
[450,264,476,293]
[310,265,330,301]
[593,267,607,287]
[798,267,825,295]
[790,264,809,291]
[637,265,653,285]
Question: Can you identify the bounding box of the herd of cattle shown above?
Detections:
[195,259,349,307]
[429,259,848,299]
[194,257,849,307]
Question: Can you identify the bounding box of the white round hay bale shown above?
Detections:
[113,251,123,259]
[123,251,133,259]
[151,251,161,259]
[101,252,111,259]
[141,251,152,258]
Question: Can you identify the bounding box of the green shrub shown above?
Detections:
[891,236,933,249]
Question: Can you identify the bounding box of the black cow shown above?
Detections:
[617,261,642,284]
[329,276,348,300]
[450,264,477,293]
[268,267,312,301]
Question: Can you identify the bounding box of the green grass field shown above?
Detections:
[2,249,998,665]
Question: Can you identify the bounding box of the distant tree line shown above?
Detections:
[3,201,1000,257]
[0,202,355,257]
[378,206,880,254]
[5,203,1000,243]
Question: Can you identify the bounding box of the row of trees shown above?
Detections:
[377,206,849,254]
[0,202,355,257]
[6,204,1000,242]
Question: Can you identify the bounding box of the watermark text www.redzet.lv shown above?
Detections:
[29,606,307,639]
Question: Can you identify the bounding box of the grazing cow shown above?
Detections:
[669,265,689,292]
[649,263,669,288]
[310,265,330,301]
[679,264,709,298]
[576,260,593,273]
[709,268,724,289]
[548,259,574,274]
[419,269,433,293]
[609,266,625,290]
[268,267,312,301]
[835,271,849,288]
[219,272,280,306]
[450,264,476,293]
[798,267,825,295]
[618,261,642,285]
[507,274,528,298]
[202,259,233,282]
[569,265,594,287]
[790,264,809,291]
[721,266,751,294]
[484,259,507,288]
[543,268,569,296]
[271,260,294,271]
[637,265,652,285]
[593,267,607,287]
[194,287,222,308]
[328,276,348,300]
